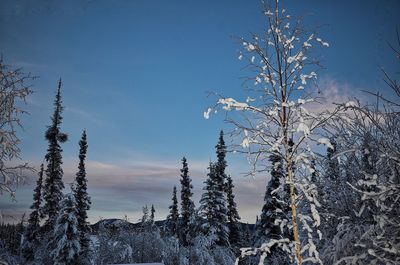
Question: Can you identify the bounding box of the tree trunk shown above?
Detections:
[287,162,302,264]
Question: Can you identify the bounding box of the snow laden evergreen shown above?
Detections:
[215,130,228,191]
[141,205,150,225]
[225,176,241,247]
[165,186,179,237]
[73,130,91,260]
[213,130,230,246]
[205,1,341,263]
[199,163,217,232]
[179,156,195,245]
[42,79,68,231]
[255,151,289,263]
[21,163,44,262]
[199,162,229,246]
[50,193,80,265]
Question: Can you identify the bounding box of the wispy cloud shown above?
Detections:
[2,154,263,224]
[64,106,106,126]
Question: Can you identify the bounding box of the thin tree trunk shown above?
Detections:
[287,162,302,264]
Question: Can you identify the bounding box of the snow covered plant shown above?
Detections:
[205,1,341,264]
[0,58,34,199]
[322,102,400,265]
[323,35,400,265]
[50,193,81,265]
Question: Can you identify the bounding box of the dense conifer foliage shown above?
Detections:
[42,80,68,231]
[73,130,91,261]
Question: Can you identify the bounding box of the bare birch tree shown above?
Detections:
[205,1,342,264]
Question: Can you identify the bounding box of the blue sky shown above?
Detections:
[0,0,399,224]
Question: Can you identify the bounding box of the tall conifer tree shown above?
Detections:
[73,130,91,258]
[199,162,229,246]
[199,162,217,234]
[21,164,44,262]
[42,80,68,231]
[226,175,241,245]
[215,130,228,191]
[255,151,286,248]
[165,186,179,237]
[150,204,155,223]
[214,130,229,246]
[50,193,80,265]
[179,157,194,245]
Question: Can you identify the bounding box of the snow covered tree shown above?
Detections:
[21,163,44,262]
[199,162,229,246]
[320,32,400,265]
[255,151,289,264]
[141,205,149,224]
[0,58,34,199]
[42,79,68,232]
[205,1,341,263]
[199,162,217,233]
[165,186,179,237]
[215,130,228,191]
[73,130,91,261]
[179,156,195,245]
[50,193,80,265]
[213,130,230,246]
[326,139,339,177]
[133,205,164,263]
[225,176,241,246]
[255,151,284,243]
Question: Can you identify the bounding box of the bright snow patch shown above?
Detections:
[203,108,212,119]
[297,122,310,137]
[345,101,358,108]
[317,138,334,150]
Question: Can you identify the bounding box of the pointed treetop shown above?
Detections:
[151,204,155,221]
[79,130,88,157]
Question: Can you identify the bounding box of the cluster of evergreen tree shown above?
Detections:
[92,130,240,265]
[18,80,92,265]
[164,130,242,251]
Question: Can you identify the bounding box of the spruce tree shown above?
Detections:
[179,157,195,245]
[150,204,155,223]
[21,164,44,262]
[199,162,217,234]
[213,130,229,246]
[50,193,80,265]
[42,80,68,231]
[215,130,228,191]
[199,162,229,246]
[226,175,241,246]
[73,130,91,258]
[255,151,286,248]
[165,186,179,237]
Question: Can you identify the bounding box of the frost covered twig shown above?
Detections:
[0,58,35,199]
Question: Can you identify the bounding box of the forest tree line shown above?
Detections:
[0,0,399,264]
